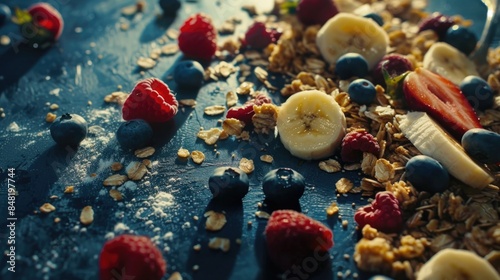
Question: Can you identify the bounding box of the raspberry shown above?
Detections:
[122,78,178,123]
[243,22,282,50]
[418,12,454,39]
[226,93,271,125]
[178,13,217,61]
[297,0,339,26]
[354,191,403,233]
[341,130,380,162]
[27,3,64,40]
[99,234,167,280]
[264,210,334,270]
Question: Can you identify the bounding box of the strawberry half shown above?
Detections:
[28,3,63,40]
[403,67,482,139]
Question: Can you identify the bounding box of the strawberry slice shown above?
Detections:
[403,67,482,139]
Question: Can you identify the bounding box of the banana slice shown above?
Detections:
[316,13,389,69]
[398,111,493,189]
[417,249,500,280]
[423,42,479,85]
[277,90,346,160]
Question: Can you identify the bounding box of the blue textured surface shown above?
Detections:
[0,1,496,279]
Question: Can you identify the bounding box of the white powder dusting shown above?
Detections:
[151,192,175,218]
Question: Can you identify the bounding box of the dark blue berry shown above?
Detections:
[459,76,494,111]
[116,119,154,150]
[418,12,454,39]
[405,155,449,193]
[50,113,88,147]
[159,0,181,17]
[335,53,369,79]
[209,167,249,202]
[363,13,384,26]
[444,25,477,55]
[347,78,376,105]
[262,168,305,204]
[0,4,10,26]
[462,128,500,164]
[368,276,395,280]
[173,60,204,89]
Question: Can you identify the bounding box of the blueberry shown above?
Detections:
[262,168,305,204]
[363,13,384,26]
[159,0,181,17]
[50,113,88,147]
[116,119,154,150]
[368,276,395,280]
[0,4,10,27]
[459,76,494,111]
[462,128,500,164]
[444,25,477,55]
[405,155,449,193]
[173,60,204,89]
[209,167,249,202]
[335,53,369,79]
[347,78,376,105]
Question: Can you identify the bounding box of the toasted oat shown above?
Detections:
[197,128,222,145]
[142,159,152,168]
[177,148,190,159]
[110,162,123,171]
[178,99,197,107]
[191,151,205,164]
[126,161,148,181]
[260,155,274,163]
[236,81,254,95]
[214,61,236,78]
[226,91,238,107]
[168,272,183,280]
[238,131,250,141]
[193,244,201,251]
[134,146,155,158]
[166,28,179,39]
[255,211,270,219]
[336,178,354,194]
[204,105,226,116]
[45,112,57,123]
[80,206,94,225]
[344,163,361,171]
[374,159,395,182]
[239,158,254,174]
[252,103,279,134]
[49,104,59,110]
[64,186,75,194]
[208,237,230,252]
[103,174,128,186]
[40,203,56,213]
[137,57,156,69]
[109,189,123,201]
[204,211,227,231]
[361,152,378,176]
[104,91,128,105]
[222,118,245,136]
[319,159,342,173]
[161,43,179,55]
[326,202,339,216]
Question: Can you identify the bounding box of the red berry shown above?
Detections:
[354,191,403,233]
[99,234,167,280]
[264,210,334,270]
[372,53,413,87]
[418,12,454,39]
[28,3,64,40]
[178,13,217,61]
[122,78,178,123]
[297,0,339,26]
[341,130,380,162]
[243,22,281,49]
[226,93,271,125]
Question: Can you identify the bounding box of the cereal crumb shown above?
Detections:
[64,186,75,194]
[45,112,57,123]
[80,206,94,225]
[40,203,56,213]
[191,151,205,164]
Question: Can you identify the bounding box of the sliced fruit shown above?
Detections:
[403,67,482,139]
[398,112,493,189]
[316,13,388,69]
[416,249,500,280]
[423,42,479,85]
[276,90,346,160]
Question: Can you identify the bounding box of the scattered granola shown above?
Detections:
[64,186,75,194]
[204,105,226,116]
[134,146,155,158]
[109,189,123,201]
[197,128,223,145]
[45,112,57,123]
[136,57,156,69]
[319,159,342,173]
[177,148,190,159]
[260,154,274,163]
[126,161,148,181]
[238,158,254,174]
[103,174,128,187]
[191,151,205,164]
[80,206,94,225]
[204,211,227,231]
[336,178,354,194]
[39,203,56,213]
[208,237,230,252]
